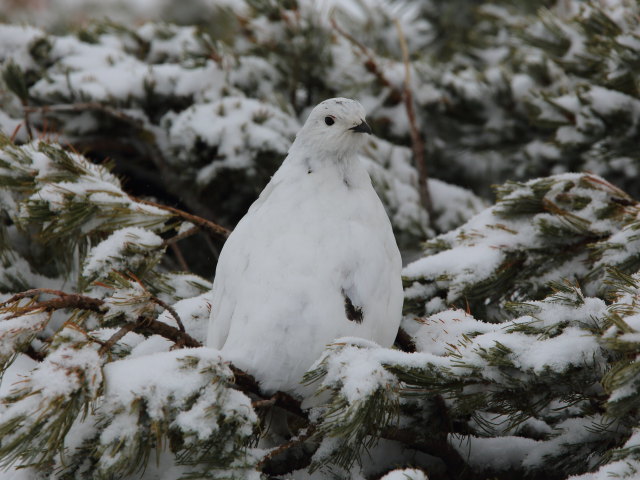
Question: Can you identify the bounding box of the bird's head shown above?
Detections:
[291,98,371,159]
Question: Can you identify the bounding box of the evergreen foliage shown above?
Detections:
[1,1,640,479]
[403,173,639,321]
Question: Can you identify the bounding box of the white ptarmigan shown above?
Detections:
[206,98,403,396]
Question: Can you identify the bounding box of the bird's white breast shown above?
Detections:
[207,154,403,395]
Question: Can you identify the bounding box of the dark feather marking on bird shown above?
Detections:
[342,289,363,323]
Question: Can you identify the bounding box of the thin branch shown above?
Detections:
[31,296,104,314]
[330,15,401,101]
[24,103,141,125]
[0,289,197,347]
[610,196,636,207]
[10,123,22,142]
[134,197,230,239]
[257,424,316,468]
[151,296,185,332]
[583,174,625,193]
[169,243,190,272]
[98,322,138,356]
[251,398,276,409]
[137,317,201,348]
[202,230,221,263]
[20,100,34,140]
[163,225,200,247]
[331,15,434,225]
[0,288,103,313]
[0,288,64,308]
[394,19,434,223]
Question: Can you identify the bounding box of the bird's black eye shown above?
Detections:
[324,116,335,126]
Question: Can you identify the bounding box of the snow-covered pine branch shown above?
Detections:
[2,1,640,479]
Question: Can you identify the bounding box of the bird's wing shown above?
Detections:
[206,211,258,349]
[245,160,292,215]
[206,165,292,348]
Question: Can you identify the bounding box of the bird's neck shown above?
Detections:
[285,143,367,189]
[289,137,360,166]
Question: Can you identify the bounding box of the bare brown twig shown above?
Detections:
[98,322,137,355]
[0,289,198,348]
[251,397,276,409]
[394,19,434,223]
[169,243,190,272]
[134,197,230,239]
[19,99,34,140]
[330,16,434,225]
[24,103,141,125]
[10,123,22,142]
[257,424,316,468]
[163,225,200,247]
[136,316,201,348]
[150,296,185,332]
[0,288,104,314]
[330,16,401,101]
[0,288,66,308]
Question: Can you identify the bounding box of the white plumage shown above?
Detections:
[206,98,403,396]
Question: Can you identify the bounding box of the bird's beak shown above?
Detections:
[349,120,372,134]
